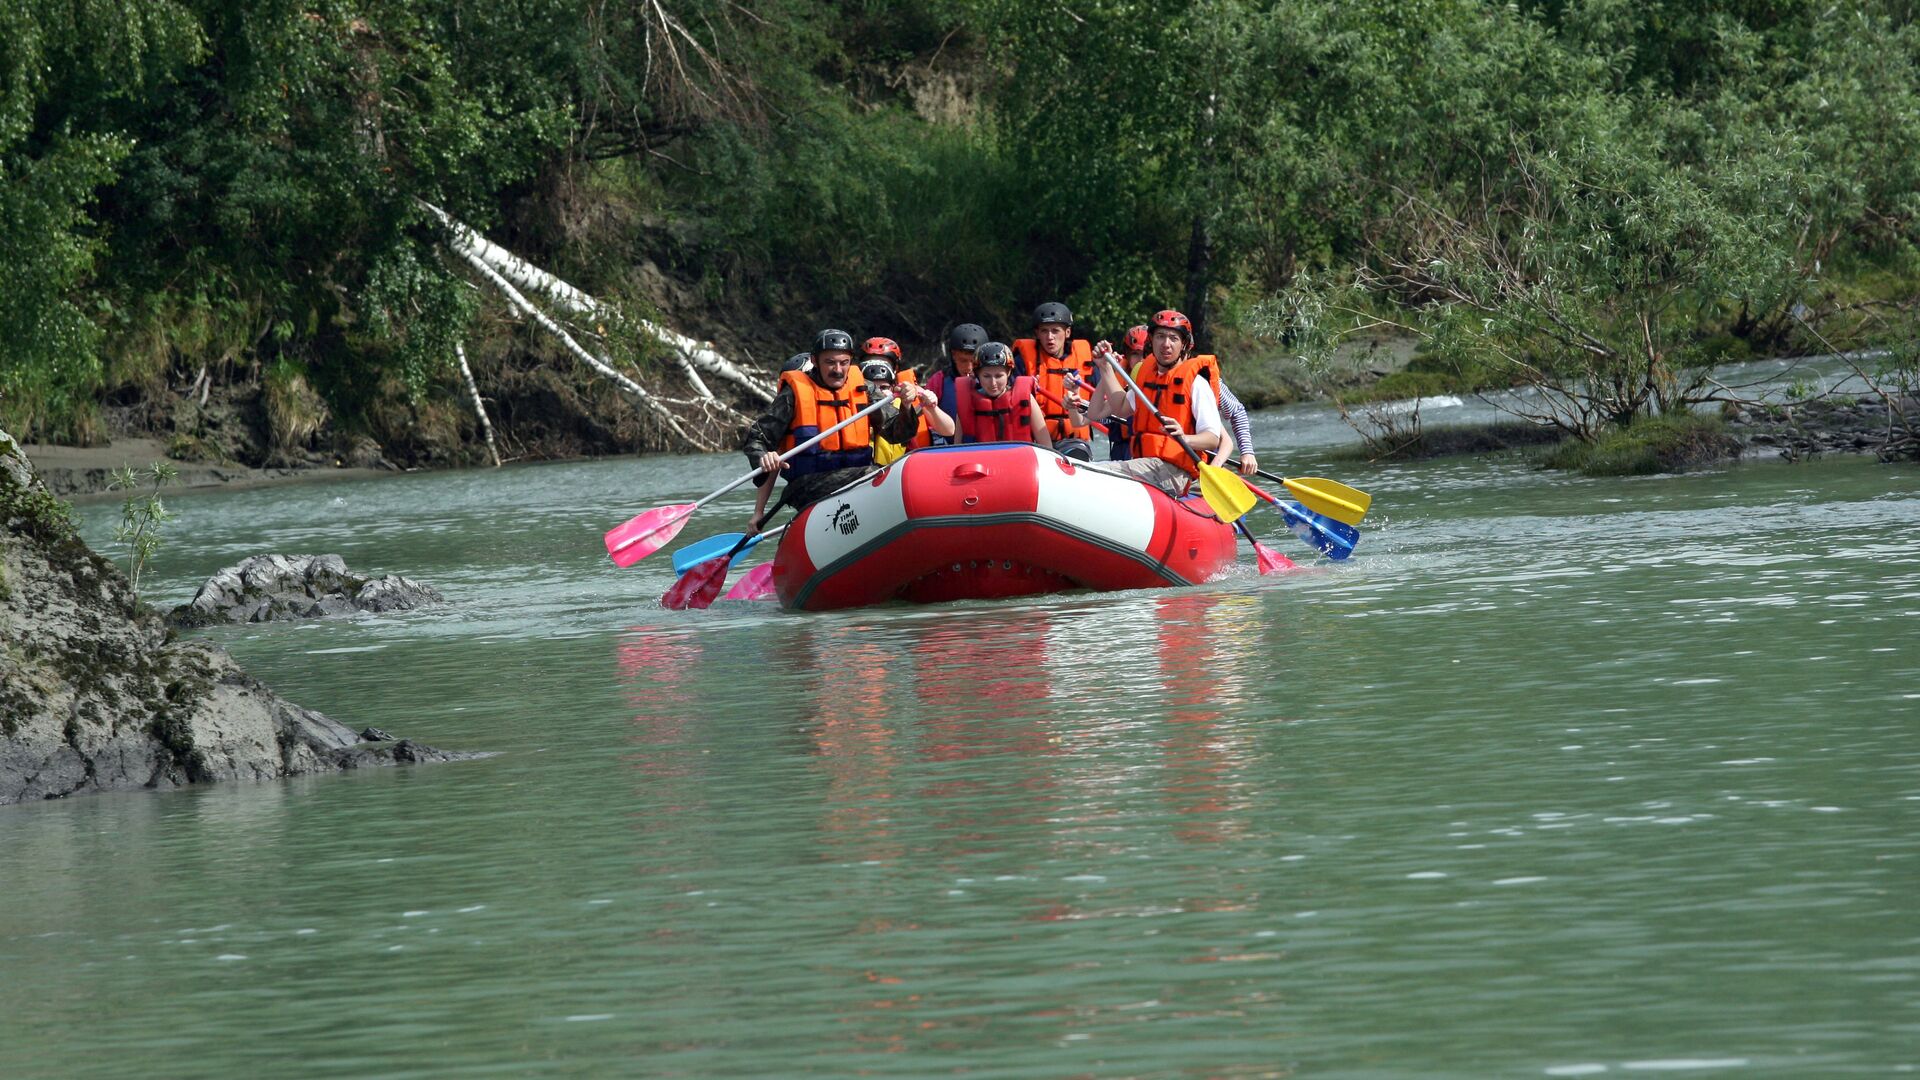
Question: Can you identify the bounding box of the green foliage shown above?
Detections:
[109,462,178,598]
[0,475,77,545]
[4,0,1919,448]
[363,241,481,401]
[0,0,202,441]
[0,135,126,441]
[262,360,329,455]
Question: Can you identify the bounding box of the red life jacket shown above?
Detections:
[1012,338,1094,442]
[954,375,1039,444]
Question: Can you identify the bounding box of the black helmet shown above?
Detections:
[946,323,989,353]
[1053,437,1093,462]
[1033,301,1073,328]
[975,341,1015,369]
[813,328,855,356]
[781,352,813,373]
[859,358,896,383]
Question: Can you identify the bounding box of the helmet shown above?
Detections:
[1123,325,1150,354]
[813,328,855,356]
[859,358,896,384]
[1053,437,1093,462]
[862,337,902,365]
[975,341,1016,369]
[946,323,989,353]
[781,352,813,373]
[1148,309,1194,348]
[1033,301,1073,328]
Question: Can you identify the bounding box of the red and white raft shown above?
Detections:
[770,444,1238,612]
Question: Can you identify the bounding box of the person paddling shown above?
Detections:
[924,323,988,444]
[860,351,952,465]
[1084,309,1234,496]
[740,329,926,530]
[1078,324,1147,461]
[1013,301,1097,457]
[953,342,1057,449]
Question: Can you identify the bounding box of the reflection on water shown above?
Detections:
[5,447,1915,1077]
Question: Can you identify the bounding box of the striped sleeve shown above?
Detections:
[1217,382,1254,456]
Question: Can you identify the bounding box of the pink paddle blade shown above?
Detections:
[660,556,731,610]
[721,562,776,601]
[605,503,695,567]
[1255,542,1298,575]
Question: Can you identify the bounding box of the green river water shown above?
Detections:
[5,407,1918,1078]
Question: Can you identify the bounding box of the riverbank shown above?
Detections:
[27,363,1916,503]
[1,428,467,805]
[24,437,393,500]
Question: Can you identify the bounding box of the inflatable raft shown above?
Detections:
[770,444,1238,611]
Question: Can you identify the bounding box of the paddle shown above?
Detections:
[1032,383,1104,431]
[605,394,892,566]
[1226,458,1371,527]
[1092,344,1256,525]
[661,531,761,610]
[720,562,776,601]
[1234,477,1359,561]
[1279,499,1358,561]
[670,525,787,574]
[1235,518,1296,574]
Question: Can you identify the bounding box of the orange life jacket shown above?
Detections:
[1013,338,1094,442]
[889,370,931,448]
[779,368,873,476]
[1129,355,1222,476]
[860,383,931,456]
[955,375,1039,444]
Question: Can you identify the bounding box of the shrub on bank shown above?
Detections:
[1538,415,1739,476]
[1328,420,1565,462]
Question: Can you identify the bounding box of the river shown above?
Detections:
[4,409,1917,1077]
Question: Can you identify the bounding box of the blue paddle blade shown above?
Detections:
[1279,500,1359,561]
[670,531,766,574]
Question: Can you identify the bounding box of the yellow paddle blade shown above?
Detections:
[1282,476,1371,526]
[1196,462,1259,524]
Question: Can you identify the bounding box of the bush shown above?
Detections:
[1538,414,1739,476]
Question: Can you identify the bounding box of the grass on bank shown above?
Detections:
[1327,420,1566,462]
[1537,414,1739,476]
[1323,412,1737,476]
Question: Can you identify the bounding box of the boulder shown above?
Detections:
[1,427,469,806]
[168,554,443,628]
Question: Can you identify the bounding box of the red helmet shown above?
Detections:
[862,337,903,365]
[1123,325,1150,353]
[1148,309,1193,347]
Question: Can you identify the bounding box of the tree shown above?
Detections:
[0,0,201,441]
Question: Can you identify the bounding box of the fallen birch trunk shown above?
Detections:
[423,202,772,405]
[445,240,717,451]
[455,341,501,467]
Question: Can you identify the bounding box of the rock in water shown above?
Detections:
[167,554,443,628]
[0,428,467,806]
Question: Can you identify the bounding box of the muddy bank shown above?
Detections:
[0,429,470,806]
[1340,393,1917,472]
[1727,394,1920,462]
[37,330,726,498]
[24,438,391,500]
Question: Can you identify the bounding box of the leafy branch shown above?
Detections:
[109,462,179,598]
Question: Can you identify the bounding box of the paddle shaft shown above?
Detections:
[615,393,893,554]
[672,523,790,572]
[1031,384,1110,436]
[1232,459,1315,492]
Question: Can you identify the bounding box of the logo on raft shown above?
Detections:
[830,503,860,536]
